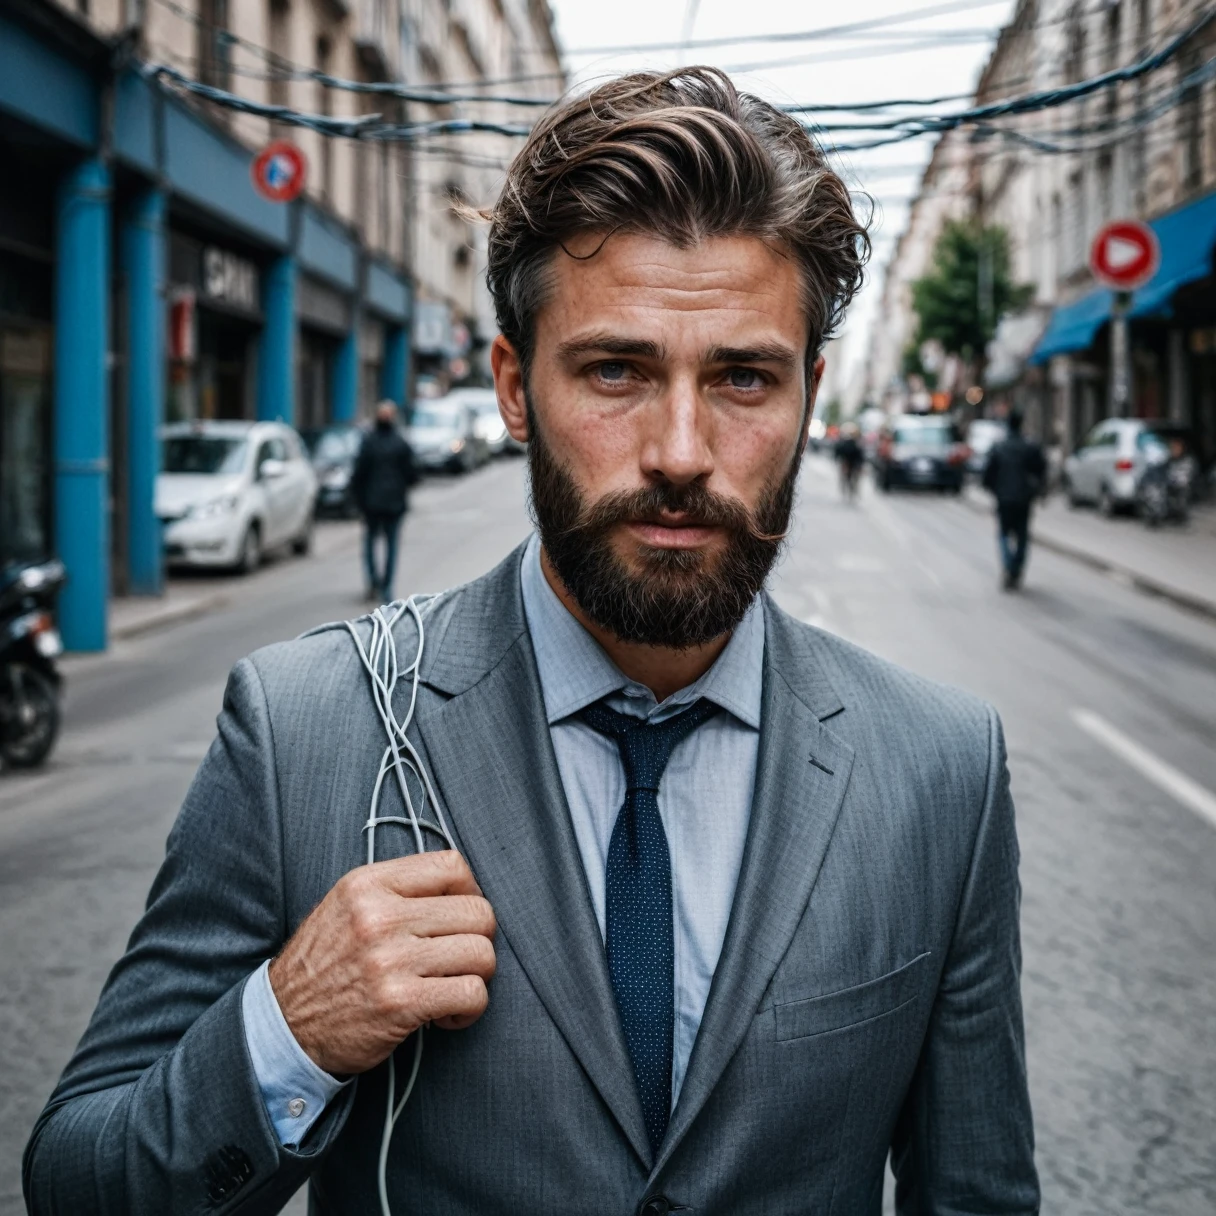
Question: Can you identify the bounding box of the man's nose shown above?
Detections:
[641,374,714,487]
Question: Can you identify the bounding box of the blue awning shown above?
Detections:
[1030,189,1216,364]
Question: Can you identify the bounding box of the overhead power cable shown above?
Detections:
[141,6,1215,156]
[559,0,1008,56]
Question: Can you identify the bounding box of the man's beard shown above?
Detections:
[526,398,802,650]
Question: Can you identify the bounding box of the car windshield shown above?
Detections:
[305,429,360,461]
[894,420,955,447]
[163,435,248,475]
[411,408,459,429]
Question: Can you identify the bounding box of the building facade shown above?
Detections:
[0,0,561,650]
[864,0,1216,469]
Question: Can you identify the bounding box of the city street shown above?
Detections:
[2,454,1214,1215]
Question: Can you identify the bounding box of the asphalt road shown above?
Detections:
[1,452,1214,1215]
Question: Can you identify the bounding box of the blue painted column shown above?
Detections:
[122,187,166,596]
[331,323,358,423]
[258,254,296,424]
[382,322,408,409]
[54,158,112,652]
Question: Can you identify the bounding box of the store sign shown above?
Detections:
[202,247,259,312]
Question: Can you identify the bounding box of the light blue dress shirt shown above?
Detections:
[242,533,763,1142]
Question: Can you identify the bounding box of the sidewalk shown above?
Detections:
[109,582,230,641]
[964,486,1216,619]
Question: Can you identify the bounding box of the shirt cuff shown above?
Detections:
[241,959,350,1147]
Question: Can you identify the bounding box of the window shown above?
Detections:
[164,436,248,475]
[198,0,231,94]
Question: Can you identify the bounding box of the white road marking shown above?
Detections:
[1071,708,1216,831]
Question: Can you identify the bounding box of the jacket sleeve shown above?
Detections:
[23,659,356,1216]
[350,438,370,512]
[889,707,1040,1215]
[981,448,999,493]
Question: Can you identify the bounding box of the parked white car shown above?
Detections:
[157,421,317,573]
[1062,418,1196,516]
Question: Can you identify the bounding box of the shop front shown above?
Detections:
[0,147,57,565]
[167,230,263,422]
[296,273,351,431]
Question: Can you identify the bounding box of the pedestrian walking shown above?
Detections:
[351,399,416,602]
[982,410,1046,590]
[834,421,864,501]
[27,69,1037,1216]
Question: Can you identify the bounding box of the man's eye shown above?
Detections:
[727,368,763,389]
[597,362,628,382]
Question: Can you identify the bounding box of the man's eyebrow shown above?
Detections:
[555,335,667,361]
[706,342,799,366]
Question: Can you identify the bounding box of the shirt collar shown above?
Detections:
[519,533,764,729]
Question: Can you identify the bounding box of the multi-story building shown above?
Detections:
[0,0,561,649]
[863,0,1216,466]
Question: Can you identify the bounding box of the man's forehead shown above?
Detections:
[539,231,805,340]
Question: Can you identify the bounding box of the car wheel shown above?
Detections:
[236,524,262,575]
[291,513,313,556]
[1098,483,1116,518]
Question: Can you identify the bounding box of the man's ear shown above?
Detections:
[491,335,529,443]
[801,354,826,451]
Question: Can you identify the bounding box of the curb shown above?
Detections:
[111,592,230,641]
[960,494,1216,623]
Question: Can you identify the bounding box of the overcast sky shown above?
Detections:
[545,0,1018,397]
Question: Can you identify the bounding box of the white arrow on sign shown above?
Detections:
[1105,235,1146,270]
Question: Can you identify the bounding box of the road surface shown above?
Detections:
[2,454,1213,1214]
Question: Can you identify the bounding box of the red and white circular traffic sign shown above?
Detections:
[1089,219,1160,291]
[252,141,308,203]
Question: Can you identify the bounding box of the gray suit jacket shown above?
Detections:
[25,545,1038,1215]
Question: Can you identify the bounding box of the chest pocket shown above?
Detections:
[774,951,932,1043]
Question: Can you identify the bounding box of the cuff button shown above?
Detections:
[286,1097,307,1118]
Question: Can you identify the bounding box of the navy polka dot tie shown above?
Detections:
[577,696,722,1154]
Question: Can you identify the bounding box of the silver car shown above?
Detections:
[1063,418,1195,515]
[448,388,516,457]
[406,400,488,473]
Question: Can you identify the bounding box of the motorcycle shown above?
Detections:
[0,559,65,768]
[1136,447,1195,528]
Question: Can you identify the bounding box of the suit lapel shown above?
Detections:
[653,600,855,1175]
[413,551,652,1166]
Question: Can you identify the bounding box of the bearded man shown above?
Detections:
[26,70,1038,1215]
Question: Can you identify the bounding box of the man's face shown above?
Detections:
[492,231,823,648]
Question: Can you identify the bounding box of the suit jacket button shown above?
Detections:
[640,1198,671,1216]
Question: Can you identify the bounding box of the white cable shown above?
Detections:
[343,595,455,1216]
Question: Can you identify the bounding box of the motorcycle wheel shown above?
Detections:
[1,663,60,768]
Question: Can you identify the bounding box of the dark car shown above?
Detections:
[301,424,364,517]
[875,415,967,494]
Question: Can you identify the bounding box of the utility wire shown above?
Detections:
[559,0,1008,55]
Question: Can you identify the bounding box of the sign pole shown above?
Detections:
[1109,290,1132,416]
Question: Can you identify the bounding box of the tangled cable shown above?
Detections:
[343,595,455,1216]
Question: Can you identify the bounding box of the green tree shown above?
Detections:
[910,220,1034,364]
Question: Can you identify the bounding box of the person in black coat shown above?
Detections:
[981,410,1047,590]
[350,400,417,601]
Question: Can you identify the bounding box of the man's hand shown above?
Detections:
[268,851,496,1076]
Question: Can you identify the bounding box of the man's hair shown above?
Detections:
[484,68,870,374]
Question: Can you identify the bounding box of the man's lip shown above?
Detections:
[624,520,720,548]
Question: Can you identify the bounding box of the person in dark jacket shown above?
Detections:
[350,400,416,601]
[981,410,1046,589]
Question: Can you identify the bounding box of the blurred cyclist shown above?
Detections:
[982,410,1046,590]
[835,421,865,502]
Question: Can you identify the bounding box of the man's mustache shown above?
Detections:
[561,482,788,546]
